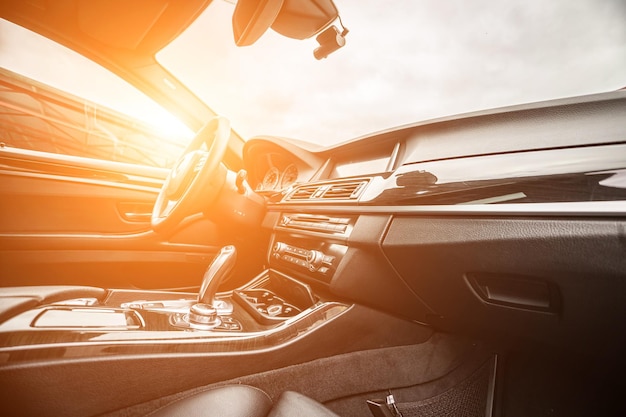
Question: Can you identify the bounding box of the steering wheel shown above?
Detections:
[151,116,231,233]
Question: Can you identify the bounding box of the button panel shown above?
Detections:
[216,316,242,331]
[272,242,335,275]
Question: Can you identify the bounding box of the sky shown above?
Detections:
[158,0,626,145]
[1,0,625,147]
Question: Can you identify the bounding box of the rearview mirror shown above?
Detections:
[270,0,338,40]
[232,0,284,46]
[232,0,340,44]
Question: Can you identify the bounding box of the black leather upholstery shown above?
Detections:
[150,385,341,417]
[269,391,341,417]
[148,385,272,417]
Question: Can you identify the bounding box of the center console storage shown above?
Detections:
[32,307,143,329]
[234,270,317,324]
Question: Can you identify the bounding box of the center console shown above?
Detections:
[0,246,350,362]
[0,210,436,366]
[0,213,439,417]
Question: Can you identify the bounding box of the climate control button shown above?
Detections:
[306,250,324,271]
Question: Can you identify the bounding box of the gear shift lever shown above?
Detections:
[198,245,237,305]
[188,245,237,329]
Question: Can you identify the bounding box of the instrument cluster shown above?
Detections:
[257,163,299,192]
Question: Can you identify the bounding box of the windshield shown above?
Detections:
[158,0,626,146]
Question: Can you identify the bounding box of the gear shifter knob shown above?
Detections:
[198,245,237,305]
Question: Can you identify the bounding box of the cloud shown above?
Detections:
[157,0,626,145]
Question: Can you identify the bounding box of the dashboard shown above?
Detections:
[243,91,626,208]
[243,134,400,196]
[239,90,626,366]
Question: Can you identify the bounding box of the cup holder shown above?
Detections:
[235,289,301,324]
[233,271,318,325]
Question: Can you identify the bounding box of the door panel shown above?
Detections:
[0,170,157,233]
[0,148,224,289]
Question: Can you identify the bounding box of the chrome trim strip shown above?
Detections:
[0,169,162,193]
[0,142,170,178]
[0,230,155,239]
[385,141,401,172]
[0,215,211,241]
[458,192,527,205]
[485,355,498,417]
[269,201,626,217]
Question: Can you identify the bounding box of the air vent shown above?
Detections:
[287,185,319,201]
[284,179,369,202]
[323,181,367,199]
[279,214,352,235]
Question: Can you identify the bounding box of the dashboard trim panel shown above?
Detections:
[268,201,626,217]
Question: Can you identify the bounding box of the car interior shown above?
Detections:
[1,1,625,416]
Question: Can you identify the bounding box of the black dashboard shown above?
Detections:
[244,91,626,208]
[242,90,626,346]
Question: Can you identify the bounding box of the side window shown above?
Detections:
[0,19,191,168]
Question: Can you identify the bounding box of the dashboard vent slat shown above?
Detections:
[288,185,319,200]
[284,179,369,202]
[323,181,366,199]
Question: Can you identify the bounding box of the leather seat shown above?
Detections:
[149,384,340,417]
[269,391,341,417]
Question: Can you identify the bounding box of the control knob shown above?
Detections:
[273,242,287,259]
[306,250,324,271]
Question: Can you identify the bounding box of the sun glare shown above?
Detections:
[0,18,194,145]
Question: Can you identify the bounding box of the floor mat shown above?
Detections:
[395,356,495,417]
